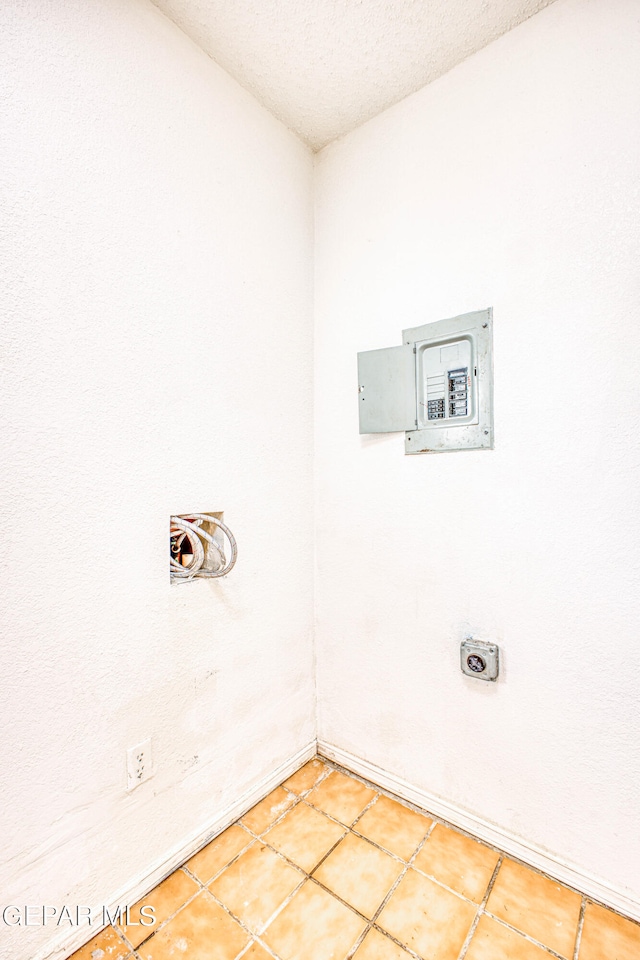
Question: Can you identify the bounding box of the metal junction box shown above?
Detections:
[357,308,494,454]
[460,638,500,681]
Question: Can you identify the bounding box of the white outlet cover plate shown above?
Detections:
[126,738,154,791]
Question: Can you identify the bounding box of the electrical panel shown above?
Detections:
[357,308,494,454]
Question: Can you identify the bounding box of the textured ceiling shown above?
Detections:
[151,0,556,151]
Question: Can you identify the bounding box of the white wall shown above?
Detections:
[315,0,640,906]
[0,2,314,958]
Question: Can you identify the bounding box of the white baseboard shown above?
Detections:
[37,740,316,960]
[318,740,640,924]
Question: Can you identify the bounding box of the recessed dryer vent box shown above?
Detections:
[357,308,494,454]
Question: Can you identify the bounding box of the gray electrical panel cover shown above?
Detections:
[357,308,494,454]
[357,344,416,434]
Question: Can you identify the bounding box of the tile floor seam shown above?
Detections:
[456,854,503,960]
[322,760,414,810]
[484,850,595,908]
[321,757,619,923]
[369,921,424,960]
[301,757,640,937]
[320,757,446,823]
[307,873,376,925]
[258,875,370,960]
[347,790,382,828]
[181,861,206,887]
[361,814,439,954]
[327,754,514,861]
[242,873,309,938]
[299,793,373,832]
[572,898,586,960]
[235,935,284,960]
[234,942,255,960]
[104,930,141,960]
[117,923,148,960]
[366,816,494,918]
[344,921,374,959]
[281,761,333,799]
[582,893,640,930]
[253,934,288,960]
[255,793,351,849]
[240,800,310,849]
[68,759,640,960]
[182,823,256,885]
[240,791,302,836]
[321,759,524,874]
[483,910,574,960]
[110,922,135,954]
[303,826,350,872]
[240,817,349,877]
[207,875,306,945]
[299,768,379,825]
[120,879,211,953]
[117,922,142,952]
[365,860,410,927]
[349,825,428,868]
[368,817,492,960]
[408,862,495,908]
[180,774,596,954]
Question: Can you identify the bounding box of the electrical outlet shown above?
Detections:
[126,738,154,791]
[460,638,499,681]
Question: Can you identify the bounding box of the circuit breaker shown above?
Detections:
[357,308,494,454]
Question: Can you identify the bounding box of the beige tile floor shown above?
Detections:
[71,758,640,960]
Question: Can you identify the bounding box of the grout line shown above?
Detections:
[208,876,307,948]
[483,912,573,960]
[183,833,257,887]
[234,941,257,960]
[319,752,635,928]
[369,923,423,960]
[582,895,640,930]
[573,898,586,960]
[116,873,206,952]
[349,790,382,827]
[218,829,309,885]
[239,775,486,960]
[299,794,360,828]
[253,935,286,960]
[320,756,438,820]
[321,757,500,865]
[305,828,350,873]
[368,868,409,924]
[345,923,373,959]
[93,758,638,960]
[239,791,302,835]
[305,777,558,960]
[369,819,436,928]
[181,861,205,886]
[244,783,423,887]
[405,862,495,908]
[307,873,372,925]
[181,823,260,892]
[281,759,333,799]
[246,795,304,835]
[457,855,503,960]
[349,825,425,868]
[235,936,283,960]
[241,819,347,880]
[111,923,136,953]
